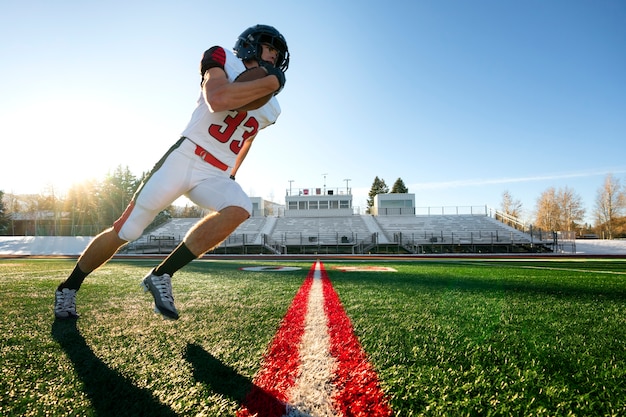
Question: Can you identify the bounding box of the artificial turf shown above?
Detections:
[0,258,624,416]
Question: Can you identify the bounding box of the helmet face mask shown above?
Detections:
[234,24,289,72]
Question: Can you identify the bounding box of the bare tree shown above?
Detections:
[594,174,626,239]
[535,187,558,230]
[500,190,522,217]
[557,186,585,232]
[534,186,585,231]
[498,190,523,227]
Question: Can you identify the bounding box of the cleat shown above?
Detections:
[141,269,179,320]
[54,288,79,319]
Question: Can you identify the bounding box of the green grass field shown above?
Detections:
[1,258,625,416]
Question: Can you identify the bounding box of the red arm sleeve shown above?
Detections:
[200,46,226,77]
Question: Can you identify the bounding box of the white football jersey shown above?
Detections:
[181,47,280,170]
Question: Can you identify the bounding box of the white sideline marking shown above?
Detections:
[519,265,626,275]
[284,262,338,416]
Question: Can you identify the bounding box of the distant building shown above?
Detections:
[285,187,353,217]
[249,197,283,217]
[372,193,416,216]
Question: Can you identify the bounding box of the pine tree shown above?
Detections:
[99,165,141,226]
[366,176,389,214]
[0,190,9,234]
[390,178,408,193]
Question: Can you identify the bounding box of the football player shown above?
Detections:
[54,24,289,320]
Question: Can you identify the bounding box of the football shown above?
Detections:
[233,66,273,111]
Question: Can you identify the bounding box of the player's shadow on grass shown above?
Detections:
[51,319,177,417]
[184,343,285,415]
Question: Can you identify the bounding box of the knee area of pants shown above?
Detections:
[117,224,144,242]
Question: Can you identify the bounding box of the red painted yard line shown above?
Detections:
[238,261,392,416]
[319,262,393,416]
[237,264,315,417]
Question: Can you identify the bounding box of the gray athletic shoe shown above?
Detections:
[140,269,179,320]
[55,288,79,319]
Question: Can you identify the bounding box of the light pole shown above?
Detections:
[288,180,294,196]
[344,178,351,195]
[322,173,328,194]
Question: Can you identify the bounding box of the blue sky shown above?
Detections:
[1,0,625,224]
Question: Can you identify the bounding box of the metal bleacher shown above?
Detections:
[126,209,552,255]
[373,215,542,253]
[270,216,372,246]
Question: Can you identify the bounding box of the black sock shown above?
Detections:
[57,264,89,291]
[154,242,197,277]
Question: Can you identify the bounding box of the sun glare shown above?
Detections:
[4,95,173,195]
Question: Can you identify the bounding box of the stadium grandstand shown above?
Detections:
[122,187,567,255]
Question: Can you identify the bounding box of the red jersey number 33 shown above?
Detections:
[208,112,259,154]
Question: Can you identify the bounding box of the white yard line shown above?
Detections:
[284,263,339,417]
[518,265,626,275]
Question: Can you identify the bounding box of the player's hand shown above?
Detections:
[260,61,286,95]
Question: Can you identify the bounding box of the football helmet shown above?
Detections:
[234,24,289,72]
